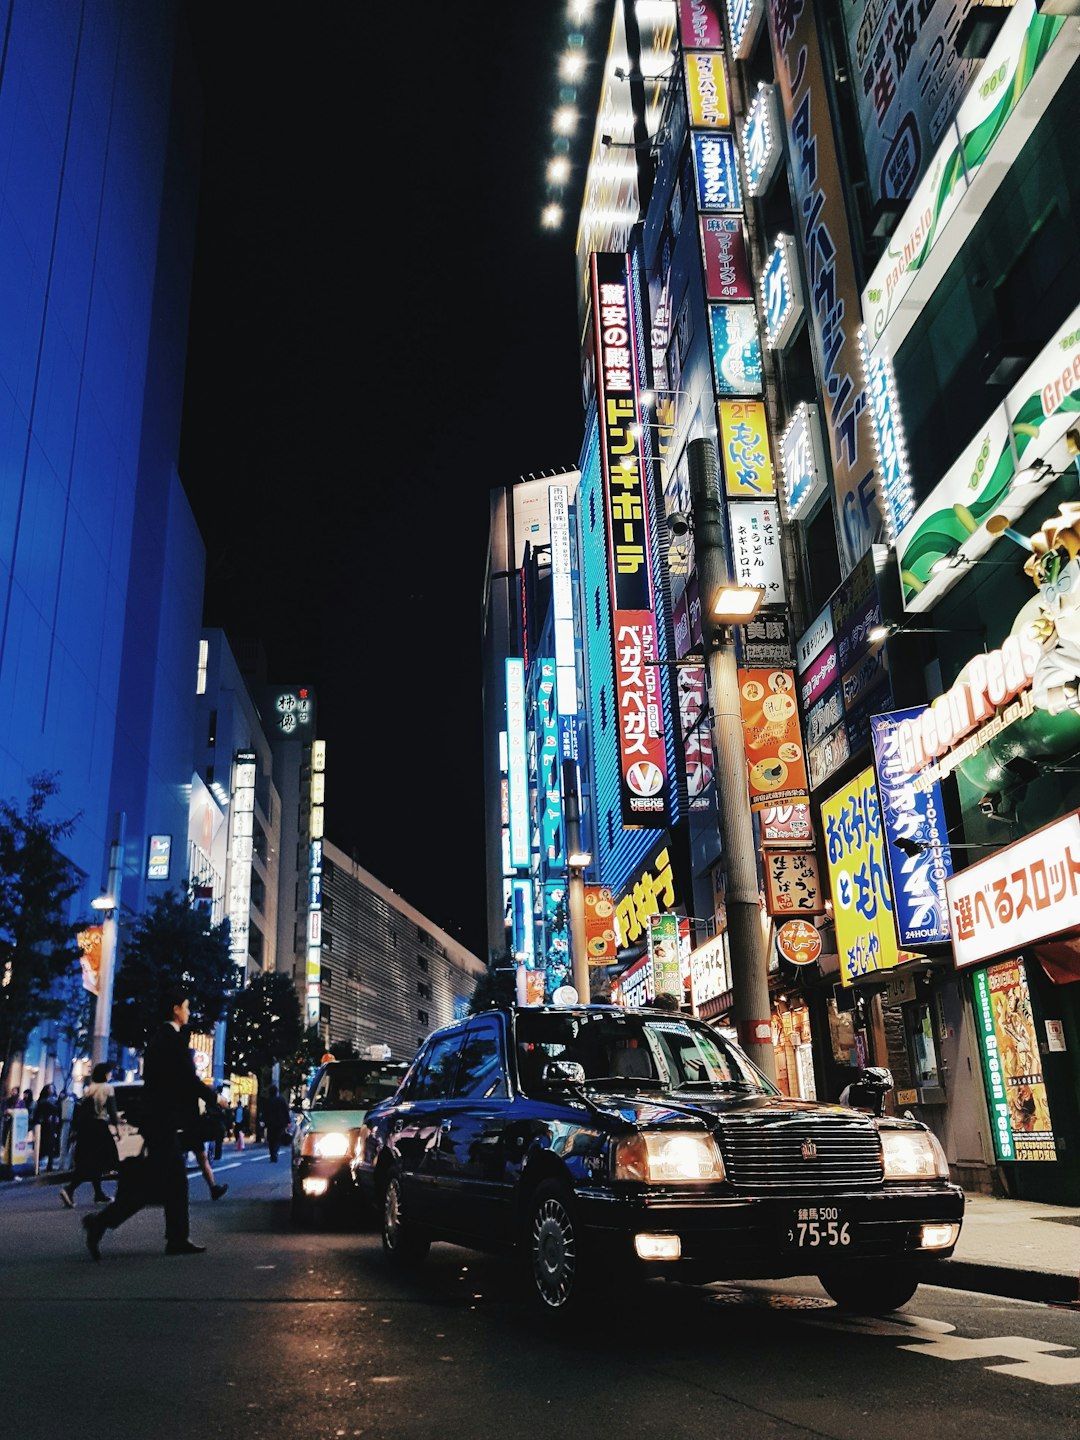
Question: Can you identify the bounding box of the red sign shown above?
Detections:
[700,216,753,302]
[776,919,823,966]
[584,885,618,964]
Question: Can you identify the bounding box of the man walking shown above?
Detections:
[82,989,228,1260]
[262,1084,291,1163]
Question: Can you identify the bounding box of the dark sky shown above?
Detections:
[178,6,602,959]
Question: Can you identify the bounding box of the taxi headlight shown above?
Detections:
[880,1126,949,1181]
[311,1131,350,1160]
[613,1131,725,1183]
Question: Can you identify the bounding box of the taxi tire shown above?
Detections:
[525,1180,594,1316]
[381,1171,430,1266]
[818,1262,919,1314]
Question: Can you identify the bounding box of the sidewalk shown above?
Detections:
[3,1164,1077,1305]
[932,1192,1080,1307]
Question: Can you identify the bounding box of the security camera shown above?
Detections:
[978,794,997,819]
[667,510,691,538]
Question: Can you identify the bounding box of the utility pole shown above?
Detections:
[687,438,777,1081]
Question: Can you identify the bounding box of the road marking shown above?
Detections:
[802,1310,1080,1386]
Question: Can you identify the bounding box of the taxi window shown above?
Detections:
[411,1029,465,1100]
[455,1018,508,1100]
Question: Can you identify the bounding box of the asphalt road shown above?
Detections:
[2,1152,1078,1440]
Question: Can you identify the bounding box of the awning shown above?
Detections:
[1030,934,1080,985]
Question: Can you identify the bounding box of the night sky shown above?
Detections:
[178,6,603,959]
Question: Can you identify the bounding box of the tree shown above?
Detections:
[111,889,233,1051]
[225,970,303,1080]
[278,1023,328,1102]
[468,948,517,1014]
[0,774,82,1086]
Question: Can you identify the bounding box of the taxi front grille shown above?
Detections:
[717,1117,884,1194]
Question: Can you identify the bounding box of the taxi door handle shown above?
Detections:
[439,1118,453,1132]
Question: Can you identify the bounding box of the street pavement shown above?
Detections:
[5,1147,1077,1307]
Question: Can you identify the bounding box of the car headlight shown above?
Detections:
[301,1131,350,1160]
[880,1126,949,1181]
[613,1131,726,1183]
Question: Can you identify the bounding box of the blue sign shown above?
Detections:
[760,234,803,350]
[871,709,953,946]
[692,131,742,212]
[742,83,780,196]
[709,304,762,396]
[860,333,915,542]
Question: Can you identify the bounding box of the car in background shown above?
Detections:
[355,1004,964,1315]
[290,1055,408,1225]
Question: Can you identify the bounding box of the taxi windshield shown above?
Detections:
[314,1062,405,1109]
[515,1012,776,1096]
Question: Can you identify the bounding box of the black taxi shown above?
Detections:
[354,1004,964,1314]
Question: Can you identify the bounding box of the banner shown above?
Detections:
[584,885,618,965]
[738,669,809,810]
[972,959,1056,1163]
[822,766,901,986]
[78,925,103,996]
[871,708,953,946]
[649,913,681,999]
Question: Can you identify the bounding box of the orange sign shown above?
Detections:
[584,885,618,964]
[78,925,103,995]
[738,669,810,810]
[776,919,822,966]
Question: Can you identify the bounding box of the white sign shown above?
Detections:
[1045,1019,1066,1053]
[946,809,1080,968]
[506,658,529,868]
[690,933,731,1009]
[730,501,785,604]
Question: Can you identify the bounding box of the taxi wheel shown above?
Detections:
[526,1180,589,1314]
[381,1172,430,1265]
[819,1263,919,1314]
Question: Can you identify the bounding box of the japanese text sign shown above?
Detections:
[822,767,900,986]
[871,708,952,947]
[730,501,784,601]
[972,959,1057,1163]
[719,400,774,497]
[764,850,824,916]
[615,839,678,947]
[591,252,670,827]
[946,810,1080,968]
[685,51,730,128]
[738,668,809,810]
[700,216,753,302]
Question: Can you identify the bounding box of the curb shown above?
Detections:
[931,1259,1078,1306]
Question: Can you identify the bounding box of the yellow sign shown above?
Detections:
[719,400,775,497]
[684,51,730,128]
[77,926,103,996]
[821,767,900,987]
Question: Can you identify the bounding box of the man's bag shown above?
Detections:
[116,1151,166,1207]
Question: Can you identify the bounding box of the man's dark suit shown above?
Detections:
[100,1021,218,1246]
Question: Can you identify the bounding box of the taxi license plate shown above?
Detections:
[785,1207,852,1248]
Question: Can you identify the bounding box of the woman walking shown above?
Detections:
[33,1083,62,1173]
[59,1063,120,1207]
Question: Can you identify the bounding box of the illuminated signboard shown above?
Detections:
[590,252,670,828]
[549,485,578,719]
[726,0,764,59]
[614,837,677,948]
[689,932,731,1009]
[692,131,742,212]
[859,330,914,542]
[822,766,901,986]
[759,234,804,350]
[306,741,325,1026]
[871,709,953,947]
[738,668,809,810]
[228,751,256,967]
[512,878,535,970]
[677,0,724,49]
[763,850,823,916]
[506,657,530,866]
[147,834,171,881]
[684,50,730,128]
[780,403,826,520]
[718,400,774,498]
[972,959,1057,1164]
[741,83,780,196]
[699,216,753,302]
[543,881,571,1001]
[709,304,762,396]
[946,809,1080,968]
[272,687,313,737]
[538,659,563,864]
[649,912,681,997]
[729,501,784,602]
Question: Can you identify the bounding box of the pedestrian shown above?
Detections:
[261,1084,291,1163]
[33,1083,62,1173]
[20,1087,33,1111]
[60,1064,120,1206]
[234,1100,246,1151]
[80,989,229,1260]
[181,1100,228,1202]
